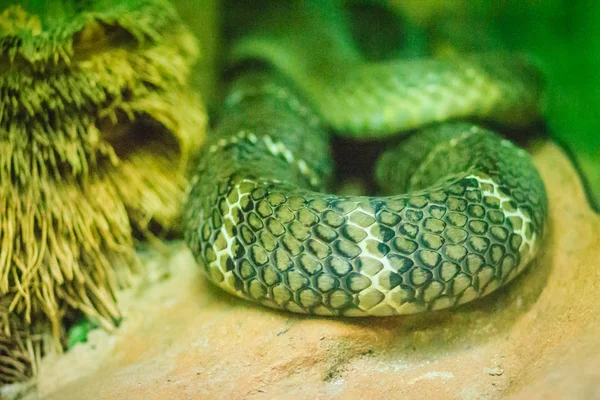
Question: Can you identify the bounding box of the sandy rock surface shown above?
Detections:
[37,142,600,400]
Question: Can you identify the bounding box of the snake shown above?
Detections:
[183,1,548,317]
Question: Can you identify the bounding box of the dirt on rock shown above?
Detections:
[36,142,600,400]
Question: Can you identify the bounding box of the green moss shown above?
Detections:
[67,316,99,348]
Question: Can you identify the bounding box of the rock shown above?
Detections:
[485,367,504,377]
[34,141,600,399]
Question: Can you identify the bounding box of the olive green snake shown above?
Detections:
[183,2,547,316]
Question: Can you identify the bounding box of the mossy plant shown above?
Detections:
[0,0,205,383]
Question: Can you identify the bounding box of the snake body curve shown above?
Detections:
[183,2,548,316]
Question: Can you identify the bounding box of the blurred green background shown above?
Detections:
[387,0,599,212]
[497,0,600,212]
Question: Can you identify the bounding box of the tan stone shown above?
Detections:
[33,142,600,399]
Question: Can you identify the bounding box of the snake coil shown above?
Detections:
[184,2,547,317]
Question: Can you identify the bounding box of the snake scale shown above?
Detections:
[183,1,548,317]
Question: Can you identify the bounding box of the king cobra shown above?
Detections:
[183,2,548,317]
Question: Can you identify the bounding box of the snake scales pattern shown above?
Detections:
[183,2,548,316]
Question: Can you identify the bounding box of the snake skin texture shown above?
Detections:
[184,2,548,316]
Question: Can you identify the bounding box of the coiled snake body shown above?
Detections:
[184,2,547,316]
